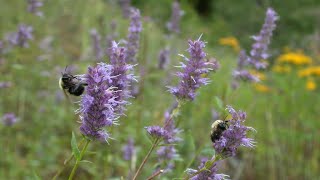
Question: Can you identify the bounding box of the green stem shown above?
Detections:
[132,138,160,180]
[52,139,85,180]
[52,154,74,180]
[68,139,90,180]
[132,101,182,179]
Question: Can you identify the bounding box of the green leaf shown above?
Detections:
[214,96,224,110]
[80,160,93,164]
[71,132,81,160]
[33,171,41,180]
[158,143,178,147]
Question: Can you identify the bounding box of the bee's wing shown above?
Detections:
[73,75,88,86]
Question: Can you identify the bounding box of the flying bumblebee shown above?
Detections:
[210,120,229,143]
[59,68,87,97]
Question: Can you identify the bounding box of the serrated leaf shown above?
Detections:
[214,96,224,110]
[71,132,81,160]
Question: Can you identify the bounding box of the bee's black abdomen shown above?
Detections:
[69,84,85,96]
[211,131,222,143]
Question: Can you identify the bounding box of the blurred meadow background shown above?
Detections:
[0,0,320,179]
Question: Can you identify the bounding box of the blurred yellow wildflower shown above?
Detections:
[306,79,316,91]
[298,66,320,77]
[249,70,267,80]
[253,83,272,93]
[272,65,291,73]
[276,52,312,65]
[219,36,240,52]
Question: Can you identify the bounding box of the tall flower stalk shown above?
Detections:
[78,63,117,141]
[168,36,219,101]
[232,7,279,88]
[90,29,103,61]
[125,8,142,63]
[167,1,184,34]
[7,24,33,48]
[27,0,43,17]
[186,106,255,179]
[133,36,218,179]
[248,8,279,69]
[109,41,135,114]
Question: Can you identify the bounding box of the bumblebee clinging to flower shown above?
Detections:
[59,67,87,96]
[210,120,229,143]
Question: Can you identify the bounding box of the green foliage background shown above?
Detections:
[0,0,319,179]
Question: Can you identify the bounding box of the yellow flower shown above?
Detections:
[306,79,316,91]
[249,70,267,80]
[276,52,312,65]
[219,36,240,52]
[253,83,271,93]
[272,65,291,73]
[298,66,320,77]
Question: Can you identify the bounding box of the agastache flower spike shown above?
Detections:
[27,0,43,17]
[169,36,219,101]
[167,1,184,34]
[122,138,136,161]
[156,111,181,170]
[109,41,135,114]
[1,113,19,126]
[248,8,279,69]
[213,105,256,157]
[7,24,33,48]
[158,48,170,70]
[187,158,229,180]
[90,29,103,61]
[125,8,142,63]
[106,20,118,56]
[78,63,118,141]
[232,51,259,90]
[119,0,131,18]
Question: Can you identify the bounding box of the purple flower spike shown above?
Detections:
[0,81,12,89]
[90,29,103,61]
[106,20,118,56]
[169,36,218,101]
[162,111,182,144]
[249,8,279,69]
[145,126,168,139]
[1,113,19,126]
[7,24,33,48]
[167,1,184,34]
[122,138,135,161]
[27,0,43,17]
[158,48,170,70]
[78,63,117,141]
[232,51,259,89]
[214,105,256,157]
[157,146,178,164]
[109,41,135,114]
[125,8,142,63]
[119,0,131,18]
[232,70,259,82]
[156,111,181,166]
[0,41,4,54]
[188,159,229,180]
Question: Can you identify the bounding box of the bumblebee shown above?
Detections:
[210,120,229,143]
[59,68,87,96]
